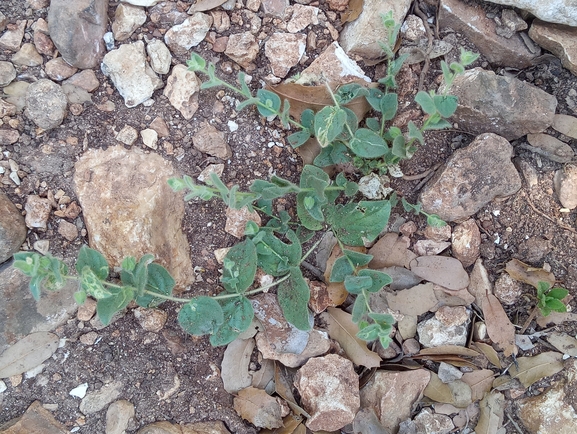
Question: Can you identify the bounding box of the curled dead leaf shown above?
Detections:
[508,351,564,388]
[505,258,555,288]
[268,80,374,121]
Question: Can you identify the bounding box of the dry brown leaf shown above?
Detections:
[409,256,469,290]
[274,363,309,418]
[385,283,437,316]
[368,232,416,269]
[410,354,478,368]
[268,80,374,121]
[233,387,284,429]
[536,311,577,327]
[482,293,517,357]
[188,0,228,13]
[321,307,382,368]
[0,332,59,378]
[252,358,275,390]
[476,392,505,434]
[260,414,305,434]
[419,346,481,358]
[341,0,364,23]
[221,338,254,394]
[423,372,471,407]
[508,351,564,388]
[505,258,555,288]
[547,331,577,356]
[461,369,495,401]
[471,342,502,369]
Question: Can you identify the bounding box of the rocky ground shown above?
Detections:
[2,0,577,433]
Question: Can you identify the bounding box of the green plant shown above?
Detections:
[13,13,477,350]
[536,281,568,316]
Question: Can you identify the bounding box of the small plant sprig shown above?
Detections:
[187,22,477,178]
[536,281,568,317]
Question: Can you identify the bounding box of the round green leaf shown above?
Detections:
[178,297,224,336]
[349,129,388,158]
[256,89,281,117]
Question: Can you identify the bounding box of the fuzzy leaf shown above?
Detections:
[287,129,311,148]
[135,263,174,307]
[415,91,436,115]
[344,275,373,294]
[408,121,424,145]
[210,297,255,346]
[380,93,398,121]
[314,106,347,147]
[349,128,388,158]
[97,286,134,325]
[433,94,458,117]
[76,245,109,280]
[178,296,224,336]
[222,239,257,294]
[255,230,302,276]
[277,267,311,331]
[256,89,281,117]
[326,200,392,246]
[357,269,392,292]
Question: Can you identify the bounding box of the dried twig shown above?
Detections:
[525,194,577,234]
[414,1,434,91]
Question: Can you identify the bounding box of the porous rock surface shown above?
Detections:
[419,133,522,222]
[73,145,194,291]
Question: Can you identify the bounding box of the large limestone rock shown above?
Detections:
[485,0,577,27]
[419,133,522,222]
[440,68,557,141]
[295,354,360,431]
[48,0,108,69]
[73,146,194,291]
[339,0,410,61]
[439,0,539,69]
[529,20,577,76]
[101,41,162,108]
[0,192,26,263]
